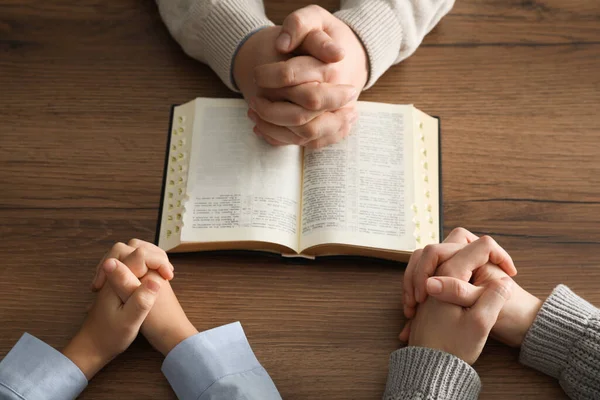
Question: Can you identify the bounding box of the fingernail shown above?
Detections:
[248,98,257,110]
[253,127,263,138]
[415,287,421,302]
[103,259,117,273]
[276,32,291,51]
[145,279,160,293]
[427,278,443,294]
[349,112,359,124]
[404,292,410,304]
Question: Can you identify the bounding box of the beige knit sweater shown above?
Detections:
[155,0,455,91]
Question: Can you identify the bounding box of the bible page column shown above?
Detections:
[299,102,416,252]
[181,99,302,252]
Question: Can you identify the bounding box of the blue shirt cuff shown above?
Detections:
[161,322,280,400]
[0,333,87,400]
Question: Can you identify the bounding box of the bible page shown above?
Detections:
[181,98,302,252]
[299,102,416,252]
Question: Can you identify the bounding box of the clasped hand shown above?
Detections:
[400,227,543,365]
[62,239,197,379]
[233,5,368,149]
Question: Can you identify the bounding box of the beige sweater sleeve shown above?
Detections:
[335,0,455,88]
[156,0,274,92]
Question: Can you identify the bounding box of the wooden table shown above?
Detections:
[1,1,599,398]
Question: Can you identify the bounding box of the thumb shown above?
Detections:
[426,277,485,308]
[122,278,161,328]
[467,277,514,334]
[103,258,142,303]
[277,6,343,62]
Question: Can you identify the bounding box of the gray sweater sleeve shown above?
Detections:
[155,0,274,92]
[384,346,481,399]
[519,285,600,399]
[335,0,455,88]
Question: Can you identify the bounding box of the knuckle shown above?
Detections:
[301,123,320,140]
[412,248,423,260]
[127,238,140,247]
[280,64,296,86]
[304,92,323,110]
[113,242,127,252]
[306,4,326,15]
[292,113,309,127]
[479,235,496,248]
[134,246,147,259]
[135,294,153,312]
[421,244,437,259]
[453,281,467,299]
[451,227,468,237]
[287,13,304,32]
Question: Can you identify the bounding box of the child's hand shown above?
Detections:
[91,239,174,292]
[407,278,514,365]
[63,258,163,379]
[91,239,198,356]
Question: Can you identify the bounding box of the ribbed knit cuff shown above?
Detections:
[520,285,600,382]
[174,0,274,92]
[335,1,402,90]
[384,347,481,400]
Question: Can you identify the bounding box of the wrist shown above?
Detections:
[350,33,369,91]
[514,292,543,347]
[151,319,199,357]
[62,331,111,380]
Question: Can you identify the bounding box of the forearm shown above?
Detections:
[0,334,87,400]
[335,0,454,88]
[519,285,600,399]
[384,347,480,400]
[162,322,281,400]
[156,0,274,91]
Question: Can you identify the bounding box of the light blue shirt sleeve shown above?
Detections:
[162,321,282,400]
[0,333,87,400]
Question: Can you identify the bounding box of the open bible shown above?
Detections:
[156,98,441,261]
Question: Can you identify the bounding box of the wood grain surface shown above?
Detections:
[1,0,599,399]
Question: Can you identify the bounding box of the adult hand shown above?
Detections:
[403,228,517,318]
[424,274,543,348]
[407,277,513,365]
[247,6,369,148]
[91,239,198,356]
[234,25,357,148]
[63,258,163,379]
[402,228,542,347]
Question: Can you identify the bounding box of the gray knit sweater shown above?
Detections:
[384,285,600,399]
[155,0,455,91]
